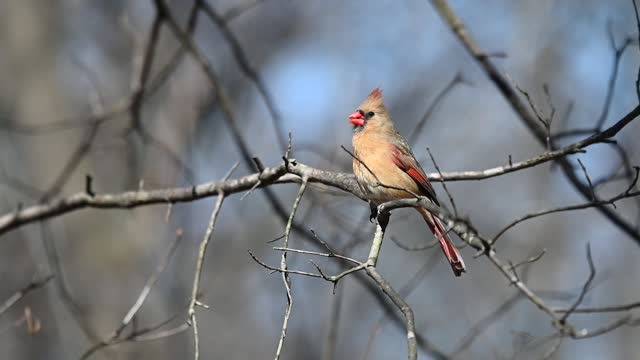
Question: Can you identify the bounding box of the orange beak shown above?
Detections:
[349,111,365,126]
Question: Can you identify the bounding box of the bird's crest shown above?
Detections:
[367,87,383,101]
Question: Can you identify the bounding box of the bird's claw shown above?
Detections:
[369,202,378,222]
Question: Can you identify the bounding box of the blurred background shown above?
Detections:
[1,0,640,359]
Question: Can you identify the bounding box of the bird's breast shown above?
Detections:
[352,135,421,204]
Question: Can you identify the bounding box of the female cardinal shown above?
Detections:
[349,88,466,276]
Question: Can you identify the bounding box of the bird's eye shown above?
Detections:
[367,111,375,118]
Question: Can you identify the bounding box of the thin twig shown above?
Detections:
[154,2,329,293]
[493,188,640,244]
[80,311,190,359]
[554,301,640,314]
[427,145,584,182]
[379,196,582,338]
[187,163,238,360]
[120,229,185,334]
[390,235,439,251]
[274,178,308,360]
[39,223,103,344]
[516,85,552,151]
[429,0,640,244]
[39,52,110,202]
[559,244,596,323]
[341,145,421,198]
[197,0,287,152]
[596,23,633,129]
[0,275,54,316]
[538,337,564,360]
[362,250,440,360]
[426,147,458,216]
[576,159,598,201]
[409,72,468,145]
[365,266,417,360]
[450,293,521,358]
[129,8,163,130]
[188,192,225,360]
[81,230,185,359]
[272,246,360,265]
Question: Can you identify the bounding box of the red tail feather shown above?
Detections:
[418,208,466,277]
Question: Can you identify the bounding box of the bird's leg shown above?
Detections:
[376,209,390,231]
[369,201,378,222]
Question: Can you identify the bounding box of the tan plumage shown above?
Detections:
[352,101,422,202]
[349,88,466,276]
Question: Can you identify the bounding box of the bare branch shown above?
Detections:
[576,158,598,202]
[0,161,291,237]
[3,2,639,358]
[390,235,439,252]
[121,229,184,333]
[554,301,640,314]
[0,275,54,316]
[39,223,103,344]
[426,147,458,216]
[272,246,360,265]
[129,322,190,342]
[493,187,640,244]
[153,0,257,170]
[426,143,584,182]
[364,266,417,360]
[40,121,101,202]
[538,337,564,360]
[378,196,598,339]
[145,1,200,96]
[559,244,596,323]
[0,171,42,199]
[429,0,640,244]
[450,293,521,358]
[595,23,634,130]
[516,85,553,151]
[81,311,189,359]
[570,315,635,339]
[0,98,131,135]
[409,72,468,145]
[81,230,185,359]
[510,249,547,271]
[274,178,308,360]
[5,77,640,234]
[366,211,417,359]
[363,250,440,360]
[197,0,287,152]
[129,7,163,130]
[188,163,238,360]
[249,251,325,279]
[252,195,420,359]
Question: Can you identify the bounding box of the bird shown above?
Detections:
[348,87,466,276]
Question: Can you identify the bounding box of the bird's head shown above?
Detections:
[349,87,388,129]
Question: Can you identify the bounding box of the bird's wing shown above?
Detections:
[389,142,440,206]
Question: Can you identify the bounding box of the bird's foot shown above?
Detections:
[369,201,378,223]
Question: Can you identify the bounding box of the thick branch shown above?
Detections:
[3,123,638,239]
